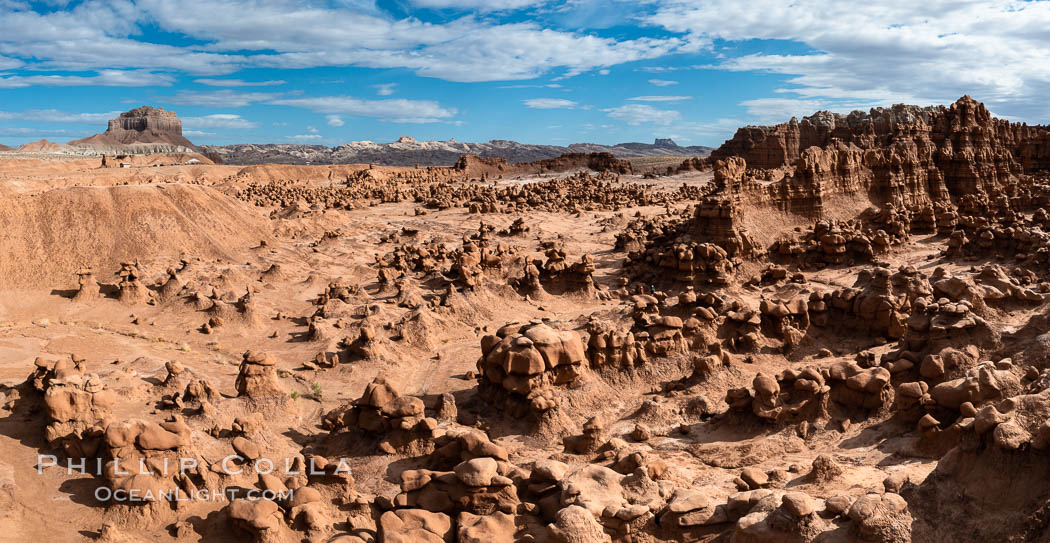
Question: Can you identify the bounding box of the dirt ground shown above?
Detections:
[0,154,1041,543]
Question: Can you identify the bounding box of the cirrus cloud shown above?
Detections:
[0,109,120,123]
[130,0,701,82]
[194,78,285,87]
[628,95,691,102]
[163,90,284,107]
[604,103,681,125]
[374,83,397,96]
[409,0,545,11]
[523,98,577,109]
[182,113,259,129]
[648,0,1050,120]
[269,96,457,123]
[0,70,173,89]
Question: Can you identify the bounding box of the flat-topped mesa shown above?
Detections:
[68,105,197,150]
[109,106,181,134]
[104,106,193,147]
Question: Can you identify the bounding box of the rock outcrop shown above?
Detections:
[710,96,1050,217]
[477,321,588,418]
[69,105,196,152]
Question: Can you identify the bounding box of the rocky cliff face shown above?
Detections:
[713,96,1046,173]
[1020,132,1050,172]
[709,96,1050,217]
[712,103,948,169]
[69,105,196,151]
[106,106,184,140]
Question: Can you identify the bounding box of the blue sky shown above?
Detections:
[1,0,1049,147]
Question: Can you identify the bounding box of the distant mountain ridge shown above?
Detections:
[201,137,713,166]
[0,105,713,165]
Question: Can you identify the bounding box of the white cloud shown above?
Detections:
[132,1,701,82]
[628,95,691,102]
[0,70,173,89]
[523,98,577,109]
[194,78,285,87]
[604,104,681,125]
[0,127,73,137]
[737,98,827,123]
[673,118,746,140]
[0,1,699,86]
[409,0,544,11]
[0,55,22,69]
[269,96,456,123]
[647,0,1050,119]
[326,115,344,127]
[598,69,610,75]
[307,126,319,133]
[0,1,244,75]
[163,90,283,107]
[498,83,564,89]
[374,83,397,96]
[6,0,1046,131]
[182,113,259,129]
[289,134,323,140]
[0,109,120,123]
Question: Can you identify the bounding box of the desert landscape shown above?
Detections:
[1,93,1050,543]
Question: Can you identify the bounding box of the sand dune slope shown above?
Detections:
[0,183,271,288]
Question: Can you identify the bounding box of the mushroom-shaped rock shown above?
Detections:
[228,498,283,537]
[235,351,285,398]
[454,457,499,487]
[740,467,769,489]
[781,492,815,517]
[379,509,452,543]
[232,436,261,460]
[846,493,912,542]
[359,377,400,408]
[457,511,516,543]
[548,505,611,543]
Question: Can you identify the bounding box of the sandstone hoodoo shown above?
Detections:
[709,96,1046,212]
